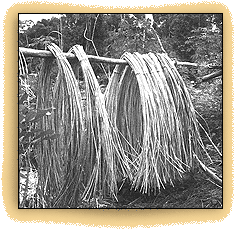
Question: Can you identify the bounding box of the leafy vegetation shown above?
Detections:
[19,13,222,208]
[19,53,60,208]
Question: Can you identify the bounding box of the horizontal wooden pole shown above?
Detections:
[19,47,127,65]
[19,47,201,67]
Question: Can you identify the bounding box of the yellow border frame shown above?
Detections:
[2,1,234,228]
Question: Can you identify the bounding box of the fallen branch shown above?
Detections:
[200,70,222,82]
[174,60,199,67]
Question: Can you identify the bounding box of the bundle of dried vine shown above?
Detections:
[36,44,84,207]
[105,52,211,195]
[67,45,132,203]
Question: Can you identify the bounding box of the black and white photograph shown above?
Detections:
[18,13,223,209]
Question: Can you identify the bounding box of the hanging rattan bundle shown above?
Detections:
[105,51,211,195]
[69,45,132,202]
[36,43,84,207]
